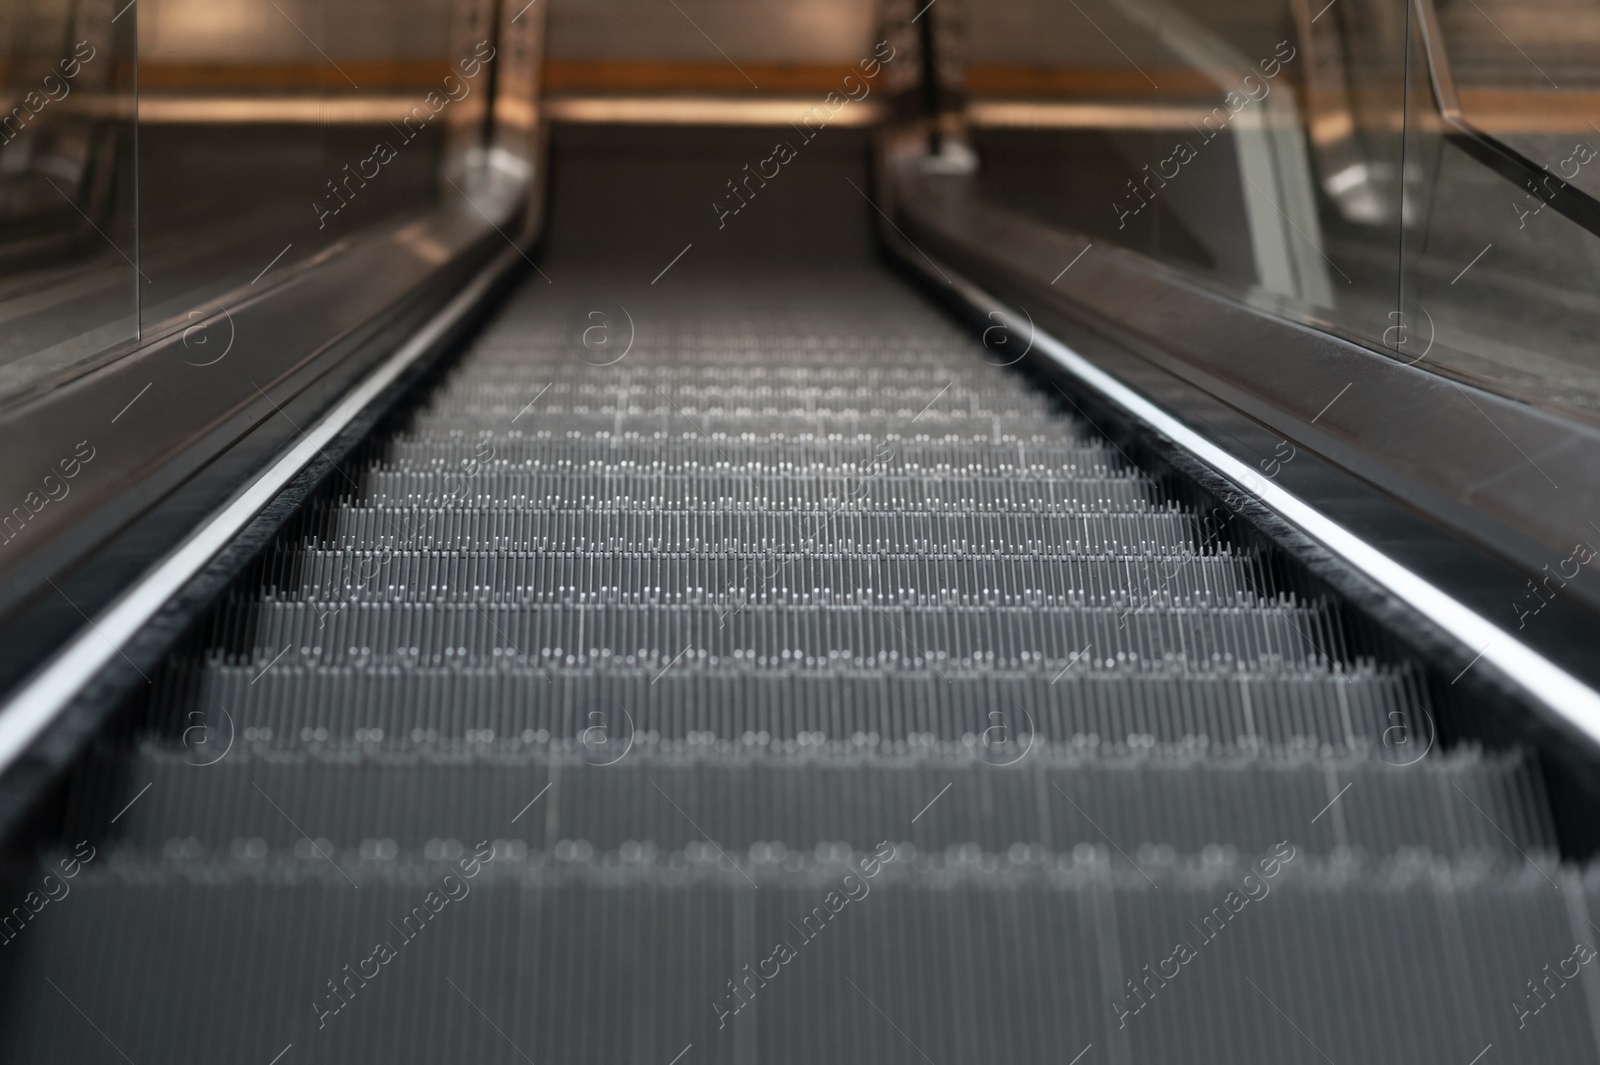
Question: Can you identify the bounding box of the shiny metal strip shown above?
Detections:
[0,246,522,776]
[901,245,1600,741]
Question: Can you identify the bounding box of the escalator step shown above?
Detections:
[81,744,1552,859]
[1,855,1588,1065]
[147,659,1422,749]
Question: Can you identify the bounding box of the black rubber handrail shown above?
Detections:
[1412,0,1600,239]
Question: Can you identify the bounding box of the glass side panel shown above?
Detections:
[134,0,464,346]
[965,0,1411,358]
[0,0,138,404]
[1398,0,1600,420]
[0,0,473,406]
[964,0,1600,420]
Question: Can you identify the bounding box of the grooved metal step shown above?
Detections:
[84,744,1552,859]
[3,856,1593,1065]
[6,127,1591,1063]
[148,659,1421,750]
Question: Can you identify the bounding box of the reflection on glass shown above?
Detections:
[965,0,1600,418]
[135,0,460,343]
[966,0,1408,351]
[0,0,476,406]
[0,0,137,403]
[1399,0,1600,419]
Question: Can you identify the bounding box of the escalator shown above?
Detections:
[0,121,1591,1063]
[4,2,1600,1063]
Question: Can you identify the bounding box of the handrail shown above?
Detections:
[877,145,1600,787]
[1412,0,1600,239]
[0,0,549,729]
